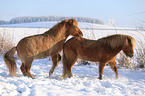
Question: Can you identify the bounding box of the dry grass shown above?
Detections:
[0,32,14,54]
[117,52,135,69]
[134,31,145,68]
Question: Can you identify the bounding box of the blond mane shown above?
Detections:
[98,34,136,49]
[129,35,136,47]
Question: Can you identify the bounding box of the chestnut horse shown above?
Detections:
[4,19,83,78]
[62,34,136,79]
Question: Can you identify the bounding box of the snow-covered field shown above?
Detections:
[0,22,145,96]
[0,57,145,96]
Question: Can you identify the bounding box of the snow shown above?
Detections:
[0,22,145,96]
[0,56,145,96]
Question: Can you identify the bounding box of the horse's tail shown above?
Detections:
[3,47,17,77]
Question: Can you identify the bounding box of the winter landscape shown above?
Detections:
[0,21,145,96]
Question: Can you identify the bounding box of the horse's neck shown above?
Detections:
[45,26,67,43]
[56,29,67,41]
[111,46,122,55]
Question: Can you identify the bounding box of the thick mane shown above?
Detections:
[43,19,67,36]
[98,34,136,49]
[128,35,136,47]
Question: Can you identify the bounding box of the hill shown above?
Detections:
[0,16,104,25]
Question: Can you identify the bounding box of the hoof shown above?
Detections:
[28,75,35,79]
[116,76,119,79]
[98,77,102,80]
[49,72,53,77]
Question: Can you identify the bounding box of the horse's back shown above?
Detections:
[63,37,101,61]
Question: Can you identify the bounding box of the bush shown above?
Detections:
[117,52,135,69]
[133,30,145,69]
[135,42,145,68]
[0,32,14,54]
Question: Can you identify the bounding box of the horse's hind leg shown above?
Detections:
[109,61,118,78]
[23,58,35,79]
[49,54,61,77]
[65,62,75,78]
[62,52,77,79]
[20,63,27,76]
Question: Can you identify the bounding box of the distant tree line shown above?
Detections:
[0,20,7,25]
[0,16,104,25]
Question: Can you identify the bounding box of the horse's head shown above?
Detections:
[66,19,83,37]
[122,37,136,58]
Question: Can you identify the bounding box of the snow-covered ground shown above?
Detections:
[0,56,145,96]
[0,22,145,96]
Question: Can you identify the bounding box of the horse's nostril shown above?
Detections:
[129,54,133,58]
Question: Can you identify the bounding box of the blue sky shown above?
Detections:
[0,0,145,27]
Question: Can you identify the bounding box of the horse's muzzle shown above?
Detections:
[129,54,133,58]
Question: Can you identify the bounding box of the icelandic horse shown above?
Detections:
[4,19,83,78]
[62,34,136,79]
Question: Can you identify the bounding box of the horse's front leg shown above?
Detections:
[108,61,118,78]
[49,54,61,77]
[98,62,106,80]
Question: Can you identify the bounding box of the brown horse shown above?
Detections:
[62,34,136,79]
[4,19,83,78]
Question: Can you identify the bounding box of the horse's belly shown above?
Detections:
[78,56,97,62]
[78,52,99,62]
[35,51,50,59]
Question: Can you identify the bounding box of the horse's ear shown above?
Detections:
[127,37,131,43]
[62,19,68,23]
[126,37,131,46]
[68,19,74,24]
[63,19,68,22]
